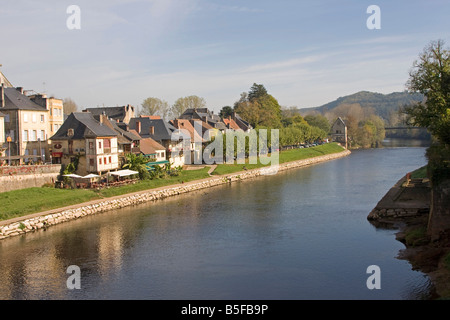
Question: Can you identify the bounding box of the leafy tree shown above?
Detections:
[219,106,234,119]
[404,39,450,145]
[234,84,282,128]
[171,95,206,119]
[141,97,170,120]
[304,114,331,134]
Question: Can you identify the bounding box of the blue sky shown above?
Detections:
[1,0,449,113]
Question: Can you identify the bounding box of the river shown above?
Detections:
[0,142,433,300]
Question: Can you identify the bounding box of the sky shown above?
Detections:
[1,0,450,114]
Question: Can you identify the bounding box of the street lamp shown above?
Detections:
[6,136,11,166]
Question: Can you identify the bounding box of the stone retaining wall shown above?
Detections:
[0,164,62,192]
[367,207,430,220]
[0,150,351,240]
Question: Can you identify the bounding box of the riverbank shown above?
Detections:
[368,173,450,299]
[0,148,351,241]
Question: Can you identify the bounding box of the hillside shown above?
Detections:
[298,91,424,121]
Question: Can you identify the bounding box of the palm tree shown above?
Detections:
[122,153,150,180]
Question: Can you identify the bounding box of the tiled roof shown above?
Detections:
[140,138,166,155]
[2,87,47,111]
[50,112,118,140]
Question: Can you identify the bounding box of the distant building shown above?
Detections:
[231,112,252,132]
[0,86,53,163]
[128,116,185,167]
[223,116,241,131]
[331,117,348,149]
[0,112,5,158]
[83,105,135,124]
[50,112,120,175]
[179,108,227,131]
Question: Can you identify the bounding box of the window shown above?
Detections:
[23,113,28,122]
[40,130,45,140]
[98,141,102,149]
[68,129,74,137]
[109,156,112,163]
[40,114,45,122]
[4,114,9,122]
[23,130,28,141]
[104,157,107,164]
[89,142,94,149]
[32,113,36,123]
[99,158,102,165]
[31,130,37,141]
[89,158,94,166]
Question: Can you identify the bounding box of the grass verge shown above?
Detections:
[212,143,345,175]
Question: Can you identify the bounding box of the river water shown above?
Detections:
[0,143,433,300]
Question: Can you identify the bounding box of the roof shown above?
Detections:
[179,107,227,131]
[170,119,204,141]
[233,113,252,131]
[50,112,118,140]
[101,117,141,142]
[223,118,241,131]
[333,117,347,127]
[1,87,47,111]
[129,117,175,142]
[140,138,166,155]
[0,71,13,88]
[83,105,134,122]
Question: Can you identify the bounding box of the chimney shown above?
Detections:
[136,120,141,134]
[0,84,5,108]
[16,87,24,94]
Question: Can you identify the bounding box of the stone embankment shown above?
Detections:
[0,149,351,241]
[367,176,431,222]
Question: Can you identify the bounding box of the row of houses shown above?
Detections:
[0,70,252,177]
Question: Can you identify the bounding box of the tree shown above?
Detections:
[304,114,331,134]
[63,98,78,115]
[122,153,150,180]
[219,106,234,119]
[248,83,268,101]
[404,39,450,145]
[171,95,206,119]
[140,97,170,120]
[234,84,282,128]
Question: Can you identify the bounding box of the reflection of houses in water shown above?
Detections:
[331,117,348,149]
[0,245,67,299]
[97,224,125,278]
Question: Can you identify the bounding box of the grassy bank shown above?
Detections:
[212,142,345,175]
[0,143,345,221]
[0,167,210,221]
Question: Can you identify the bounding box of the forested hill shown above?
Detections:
[298,91,424,121]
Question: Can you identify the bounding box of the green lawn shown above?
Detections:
[212,143,345,175]
[0,143,345,221]
[0,167,211,221]
[410,165,428,179]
